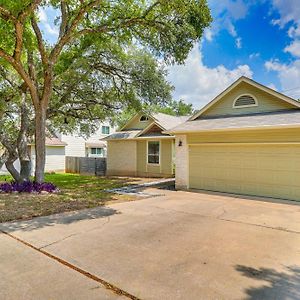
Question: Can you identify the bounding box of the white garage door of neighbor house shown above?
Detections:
[189,144,300,201]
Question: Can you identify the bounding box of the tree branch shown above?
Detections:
[31,17,48,67]
[59,0,68,38]
[0,6,17,22]
[49,0,101,64]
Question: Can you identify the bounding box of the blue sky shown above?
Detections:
[168,0,300,108]
[38,1,300,108]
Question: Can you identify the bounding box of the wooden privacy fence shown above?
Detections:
[65,156,106,176]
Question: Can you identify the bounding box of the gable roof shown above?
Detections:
[103,112,190,141]
[190,76,300,121]
[45,136,67,146]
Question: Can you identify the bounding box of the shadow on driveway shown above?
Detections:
[235,264,300,299]
[0,206,119,233]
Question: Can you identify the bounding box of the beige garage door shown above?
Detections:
[189,144,300,201]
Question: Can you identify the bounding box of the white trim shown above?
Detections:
[232,94,258,109]
[171,140,175,175]
[167,123,300,134]
[135,135,174,140]
[146,140,161,166]
[189,142,300,146]
[190,76,300,120]
[107,136,175,141]
[186,139,190,189]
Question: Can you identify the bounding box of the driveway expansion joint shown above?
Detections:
[0,230,141,300]
[150,204,300,235]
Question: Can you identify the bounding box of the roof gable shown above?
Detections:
[121,112,155,131]
[191,77,300,120]
[121,112,190,131]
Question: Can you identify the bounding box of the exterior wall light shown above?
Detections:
[178,140,183,147]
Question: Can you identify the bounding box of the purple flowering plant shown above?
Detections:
[0,181,59,194]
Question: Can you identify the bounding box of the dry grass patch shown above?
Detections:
[0,173,136,223]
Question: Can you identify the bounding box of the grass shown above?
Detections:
[0,173,136,223]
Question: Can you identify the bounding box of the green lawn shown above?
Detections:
[0,173,135,223]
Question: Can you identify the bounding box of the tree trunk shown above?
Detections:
[5,152,21,182]
[17,95,32,182]
[34,105,47,183]
[19,159,31,181]
[0,151,8,170]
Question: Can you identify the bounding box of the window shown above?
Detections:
[91,148,103,155]
[148,141,160,164]
[140,115,149,122]
[101,126,110,134]
[233,94,257,108]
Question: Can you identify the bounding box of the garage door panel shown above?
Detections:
[189,144,300,201]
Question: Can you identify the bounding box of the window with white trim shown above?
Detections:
[101,125,110,134]
[91,148,103,155]
[148,141,160,164]
[233,95,257,108]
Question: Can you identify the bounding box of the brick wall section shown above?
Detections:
[175,135,188,189]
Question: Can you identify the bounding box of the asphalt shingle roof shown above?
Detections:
[168,110,300,133]
[102,130,141,140]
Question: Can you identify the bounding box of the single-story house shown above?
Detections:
[103,112,189,177]
[168,76,300,201]
[0,123,114,174]
[0,136,67,175]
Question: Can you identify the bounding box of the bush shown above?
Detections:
[0,181,58,194]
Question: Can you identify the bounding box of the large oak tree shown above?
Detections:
[0,0,211,182]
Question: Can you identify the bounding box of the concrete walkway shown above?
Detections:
[1,189,300,299]
[106,178,174,197]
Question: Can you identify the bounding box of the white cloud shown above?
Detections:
[270,0,300,59]
[288,24,300,38]
[236,37,242,49]
[205,0,250,42]
[270,0,300,27]
[284,40,300,57]
[45,23,59,36]
[265,59,300,98]
[37,7,59,39]
[204,28,213,42]
[249,52,260,59]
[38,8,48,23]
[168,45,253,108]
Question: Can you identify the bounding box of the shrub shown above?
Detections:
[0,181,59,194]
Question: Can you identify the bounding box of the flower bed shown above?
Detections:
[0,181,58,193]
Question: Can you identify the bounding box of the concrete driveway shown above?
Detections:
[1,189,300,300]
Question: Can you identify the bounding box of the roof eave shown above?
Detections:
[167,123,300,135]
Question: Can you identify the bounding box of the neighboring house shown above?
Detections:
[31,136,67,173]
[103,112,189,177]
[60,123,114,158]
[169,76,300,201]
[0,122,114,174]
[0,136,67,175]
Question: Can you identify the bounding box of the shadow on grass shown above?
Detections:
[0,206,119,232]
[235,265,300,299]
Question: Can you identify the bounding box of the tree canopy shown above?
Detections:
[0,0,212,182]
